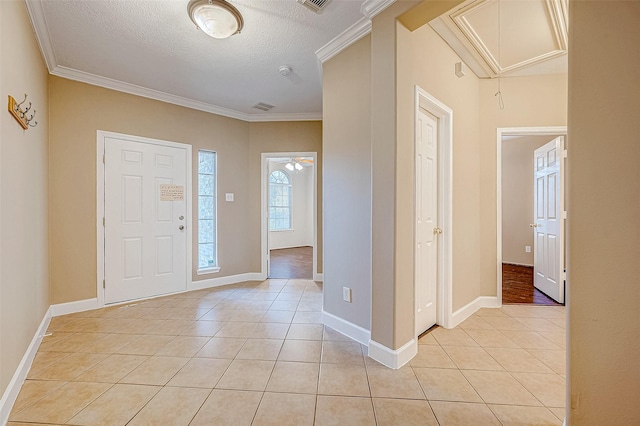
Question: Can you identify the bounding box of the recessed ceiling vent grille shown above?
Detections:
[252,102,275,112]
[297,0,332,13]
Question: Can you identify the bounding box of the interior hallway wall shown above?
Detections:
[322,35,372,331]
[568,0,640,423]
[0,0,50,394]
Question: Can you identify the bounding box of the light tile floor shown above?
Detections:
[8,279,566,425]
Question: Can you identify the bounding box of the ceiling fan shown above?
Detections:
[285,157,314,171]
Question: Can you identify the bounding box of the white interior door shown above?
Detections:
[533,136,565,303]
[416,109,438,333]
[104,136,188,304]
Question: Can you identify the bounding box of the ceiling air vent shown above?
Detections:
[297,0,332,14]
[252,102,275,112]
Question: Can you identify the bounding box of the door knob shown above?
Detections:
[433,227,443,235]
[179,225,185,231]
[529,223,540,228]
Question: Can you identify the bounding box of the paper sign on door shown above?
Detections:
[160,184,185,201]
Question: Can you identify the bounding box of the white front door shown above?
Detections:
[415,108,438,333]
[533,137,565,303]
[104,136,189,304]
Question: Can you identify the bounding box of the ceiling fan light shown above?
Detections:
[295,162,303,171]
[188,0,244,39]
[286,163,294,171]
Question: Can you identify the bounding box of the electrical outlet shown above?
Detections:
[525,246,531,253]
[342,287,352,303]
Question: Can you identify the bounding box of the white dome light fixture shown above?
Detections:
[188,0,244,39]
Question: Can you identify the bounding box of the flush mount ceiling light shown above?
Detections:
[187,0,244,39]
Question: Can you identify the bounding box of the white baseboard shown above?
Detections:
[449,296,501,329]
[50,298,99,317]
[321,311,370,346]
[368,338,417,370]
[190,272,266,291]
[313,273,324,282]
[0,307,52,424]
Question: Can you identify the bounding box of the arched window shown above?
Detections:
[269,170,292,230]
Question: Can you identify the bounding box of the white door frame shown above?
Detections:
[260,152,319,281]
[496,126,567,305]
[96,130,193,307]
[414,86,454,332]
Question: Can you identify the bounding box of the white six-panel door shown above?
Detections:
[104,136,188,304]
[533,136,565,303]
[416,109,438,333]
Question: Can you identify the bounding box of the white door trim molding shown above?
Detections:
[96,130,193,308]
[260,152,319,281]
[415,86,454,330]
[496,126,567,306]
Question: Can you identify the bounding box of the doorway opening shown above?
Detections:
[497,127,567,306]
[261,153,318,280]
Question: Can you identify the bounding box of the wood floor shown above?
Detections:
[502,263,561,305]
[269,246,313,279]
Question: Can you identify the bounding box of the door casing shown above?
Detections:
[260,152,319,281]
[97,130,193,307]
[414,86,453,336]
[496,126,567,306]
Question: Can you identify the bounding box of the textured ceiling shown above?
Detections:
[26,0,568,120]
[29,0,365,119]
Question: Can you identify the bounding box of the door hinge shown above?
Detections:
[563,211,567,220]
[563,150,568,159]
[103,217,105,226]
[102,153,105,164]
[102,279,106,289]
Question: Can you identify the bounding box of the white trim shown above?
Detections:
[367,339,417,370]
[97,130,192,308]
[190,273,266,291]
[196,267,221,276]
[22,2,321,124]
[0,307,52,425]
[261,152,318,281]
[361,0,397,19]
[50,298,99,317]
[313,272,324,282]
[321,311,371,346]
[51,66,322,123]
[449,296,501,329]
[316,17,372,64]
[24,0,56,72]
[414,87,454,331]
[496,127,567,307]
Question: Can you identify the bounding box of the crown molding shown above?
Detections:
[315,17,372,64]
[50,66,321,122]
[24,0,57,72]
[360,0,397,19]
[25,1,321,123]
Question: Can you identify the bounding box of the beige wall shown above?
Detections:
[478,74,567,298]
[49,77,321,304]
[502,135,555,266]
[0,1,50,393]
[322,35,372,330]
[568,1,640,423]
[397,18,483,339]
[247,122,323,274]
